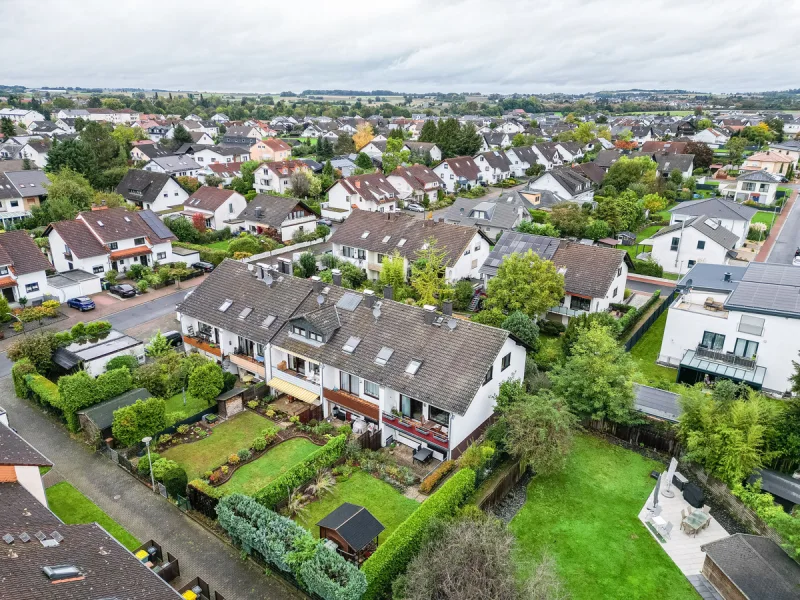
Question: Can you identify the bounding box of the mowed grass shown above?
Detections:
[510,435,698,600]
[296,471,419,540]
[630,311,678,389]
[164,392,215,425]
[625,225,662,259]
[752,211,779,228]
[222,437,320,495]
[204,239,231,251]
[46,482,140,551]
[162,411,279,480]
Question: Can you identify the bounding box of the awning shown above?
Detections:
[109,246,152,261]
[267,377,319,404]
[679,349,766,387]
[0,276,16,289]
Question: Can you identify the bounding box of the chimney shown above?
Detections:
[460,207,464,215]
[311,275,323,293]
[363,288,376,308]
[724,272,731,282]
[423,304,437,325]
[332,268,342,286]
[383,284,394,301]
[442,300,453,316]
[255,206,263,218]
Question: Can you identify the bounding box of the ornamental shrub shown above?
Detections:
[161,464,188,497]
[419,460,455,494]
[237,448,251,461]
[111,397,167,448]
[11,358,36,398]
[252,437,267,452]
[137,452,161,476]
[362,468,476,600]
[106,355,140,373]
[188,362,224,405]
[151,457,179,481]
[96,367,134,400]
[228,454,240,465]
[254,435,347,509]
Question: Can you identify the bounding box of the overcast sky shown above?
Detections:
[4,0,799,95]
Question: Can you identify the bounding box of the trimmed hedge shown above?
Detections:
[617,289,661,339]
[57,368,134,432]
[11,358,36,398]
[217,494,366,599]
[362,468,476,600]
[254,434,347,509]
[419,460,455,494]
[111,397,167,448]
[633,258,663,277]
[172,241,231,266]
[25,373,61,409]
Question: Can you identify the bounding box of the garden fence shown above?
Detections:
[585,419,682,457]
[623,289,677,352]
[355,429,382,452]
[187,484,220,519]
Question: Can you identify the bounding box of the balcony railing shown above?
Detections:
[183,335,222,357]
[273,364,320,394]
[324,388,380,421]
[382,412,449,448]
[695,345,756,370]
[230,352,265,373]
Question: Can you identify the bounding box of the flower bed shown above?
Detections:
[153,421,214,453]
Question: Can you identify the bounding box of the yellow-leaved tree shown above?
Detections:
[353,123,374,151]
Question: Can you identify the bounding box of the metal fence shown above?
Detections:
[623,289,678,352]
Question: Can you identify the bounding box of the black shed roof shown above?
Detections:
[317,503,384,552]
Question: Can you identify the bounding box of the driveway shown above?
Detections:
[0,377,303,600]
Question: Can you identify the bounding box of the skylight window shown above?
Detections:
[261,315,276,328]
[382,235,391,243]
[375,346,394,366]
[97,220,104,226]
[397,238,407,247]
[405,359,422,375]
[238,307,253,320]
[361,231,370,239]
[342,336,361,354]
[218,299,233,312]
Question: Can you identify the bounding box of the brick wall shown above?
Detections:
[686,464,783,546]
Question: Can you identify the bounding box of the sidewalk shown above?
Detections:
[0,275,207,352]
[755,189,797,262]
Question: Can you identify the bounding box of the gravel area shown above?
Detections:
[489,470,533,524]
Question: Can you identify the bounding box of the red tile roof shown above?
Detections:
[185,186,238,212]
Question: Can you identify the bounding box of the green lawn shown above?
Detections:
[46,482,140,551]
[630,311,678,389]
[625,225,661,259]
[510,435,697,600]
[163,392,215,425]
[204,240,231,251]
[752,211,779,229]
[222,437,320,495]
[296,471,419,540]
[162,411,279,480]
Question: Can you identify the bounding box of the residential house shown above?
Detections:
[188,131,215,145]
[211,113,230,123]
[731,170,782,206]
[0,170,49,226]
[177,259,527,459]
[432,156,482,193]
[480,132,511,151]
[46,207,177,275]
[531,143,564,170]
[361,140,387,159]
[691,128,729,148]
[198,161,243,186]
[525,168,594,205]
[583,137,614,152]
[0,230,53,304]
[85,107,139,124]
[504,146,539,177]
[403,141,442,163]
[445,195,530,238]
[325,173,399,220]
[0,108,45,126]
[130,142,173,162]
[233,194,318,242]
[143,122,173,142]
[18,140,50,168]
[658,262,800,395]
[768,140,800,165]
[253,160,310,195]
[571,162,606,186]
[554,142,584,163]
[330,156,358,177]
[654,153,694,178]
[644,216,739,275]
[640,141,688,154]
[55,108,90,120]
[115,169,188,211]
[143,155,200,177]
[473,151,513,184]
[742,151,794,176]
[387,164,443,204]
[27,121,65,137]
[183,187,247,231]
[669,198,756,246]
[329,211,491,283]
[594,148,625,171]
[224,124,263,139]
[0,421,182,600]
[191,145,250,165]
[480,232,630,323]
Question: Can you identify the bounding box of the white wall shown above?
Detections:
[15,271,49,301]
[48,229,109,274]
[445,232,490,282]
[650,227,729,275]
[15,465,47,506]
[46,277,102,302]
[146,178,188,212]
[85,344,145,377]
[670,213,749,246]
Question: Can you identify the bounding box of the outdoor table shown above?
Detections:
[652,515,667,528]
[413,447,433,465]
[683,510,709,536]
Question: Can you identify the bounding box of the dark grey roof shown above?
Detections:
[178,259,315,346]
[0,422,51,467]
[508,146,538,165]
[651,216,739,250]
[633,384,681,422]
[0,482,61,531]
[5,170,50,196]
[541,167,592,196]
[701,534,800,600]
[134,143,174,160]
[725,262,800,318]
[475,150,512,172]
[594,149,624,169]
[298,304,341,338]
[79,388,151,430]
[737,169,782,183]
[481,231,560,278]
[147,155,199,173]
[236,194,316,229]
[445,196,527,231]
[115,169,173,206]
[747,469,800,506]
[53,346,81,370]
[670,198,757,222]
[317,503,384,551]
[655,153,694,174]
[46,270,100,289]
[677,263,746,292]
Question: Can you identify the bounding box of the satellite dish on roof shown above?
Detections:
[685,278,693,288]
[447,319,458,331]
[247,264,254,271]
[317,294,325,306]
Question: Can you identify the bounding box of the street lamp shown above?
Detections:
[142,436,155,492]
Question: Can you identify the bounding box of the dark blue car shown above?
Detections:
[66,296,95,311]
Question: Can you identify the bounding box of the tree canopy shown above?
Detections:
[485,250,565,319]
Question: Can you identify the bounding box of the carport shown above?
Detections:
[46,269,102,301]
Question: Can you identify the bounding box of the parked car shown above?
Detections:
[192,261,215,273]
[109,283,136,298]
[406,203,424,212]
[161,330,184,348]
[66,296,95,311]
[780,176,789,183]
[794,248,800,267]
[317,218,332,227]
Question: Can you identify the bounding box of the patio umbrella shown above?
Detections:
[652,473,661,509]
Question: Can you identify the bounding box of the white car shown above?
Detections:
[406,203,424,213]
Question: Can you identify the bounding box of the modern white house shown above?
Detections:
[403,141,442,163]
[525,168,594,205]
[473,151,513,184]
[329,210,491,284]
[144,155,200,177]
[658,262,800,396]
[645,216,739,276]
[731,170,782,206]
[115,169,188,212]
[0,231,53,305]
[324,173,399,221]
[691,128,729,148]
[670,198,757,245]
[182,187,247,231]
[505,146,539,177]
[387,164,443,205]
[253,160,311,195]
[0,108,45,126]
[232,194,318,242]
[190,145,250,165]
[18,140,50,168]
[177,259,529,460]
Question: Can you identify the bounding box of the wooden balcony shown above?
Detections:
[381,412,449,449]
[230,352,264,373]
[183,335,222,357]
[323,388,380,422]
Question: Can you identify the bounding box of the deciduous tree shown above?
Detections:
[685,141,714,170]
[411,238,448,306]
[548,203,587,237]
[485,250,564,319]
[352,123,374,151]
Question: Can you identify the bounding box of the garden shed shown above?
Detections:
[78,387,151,444]
[317,502,384,565]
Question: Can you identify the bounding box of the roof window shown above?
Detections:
[218,299,233,312]
[405,359,422,375]
[342,336,361,354]
[238,307,253,320]
[375,346,394,366]
[361,231,370,239]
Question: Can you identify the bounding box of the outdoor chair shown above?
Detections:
[652,506,662,518]
[702,517,712,531]
[662,522,673,539]
[701,505,711,514]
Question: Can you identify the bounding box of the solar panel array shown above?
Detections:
[336,292,363,312]
[481,232,561,274]
[726,263,800,317]
[139,209,175,240]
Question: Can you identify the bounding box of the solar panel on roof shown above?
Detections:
[139,209,174,239]
[336,292,362,312]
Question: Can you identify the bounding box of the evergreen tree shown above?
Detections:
[418,120,438,143]
[355,152,373,170]
[0,117,14,139]
[436,118,461,158]
[456,122,482,156]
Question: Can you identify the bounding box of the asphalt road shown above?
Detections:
[0,289,192,378]
[766,184,800,265]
